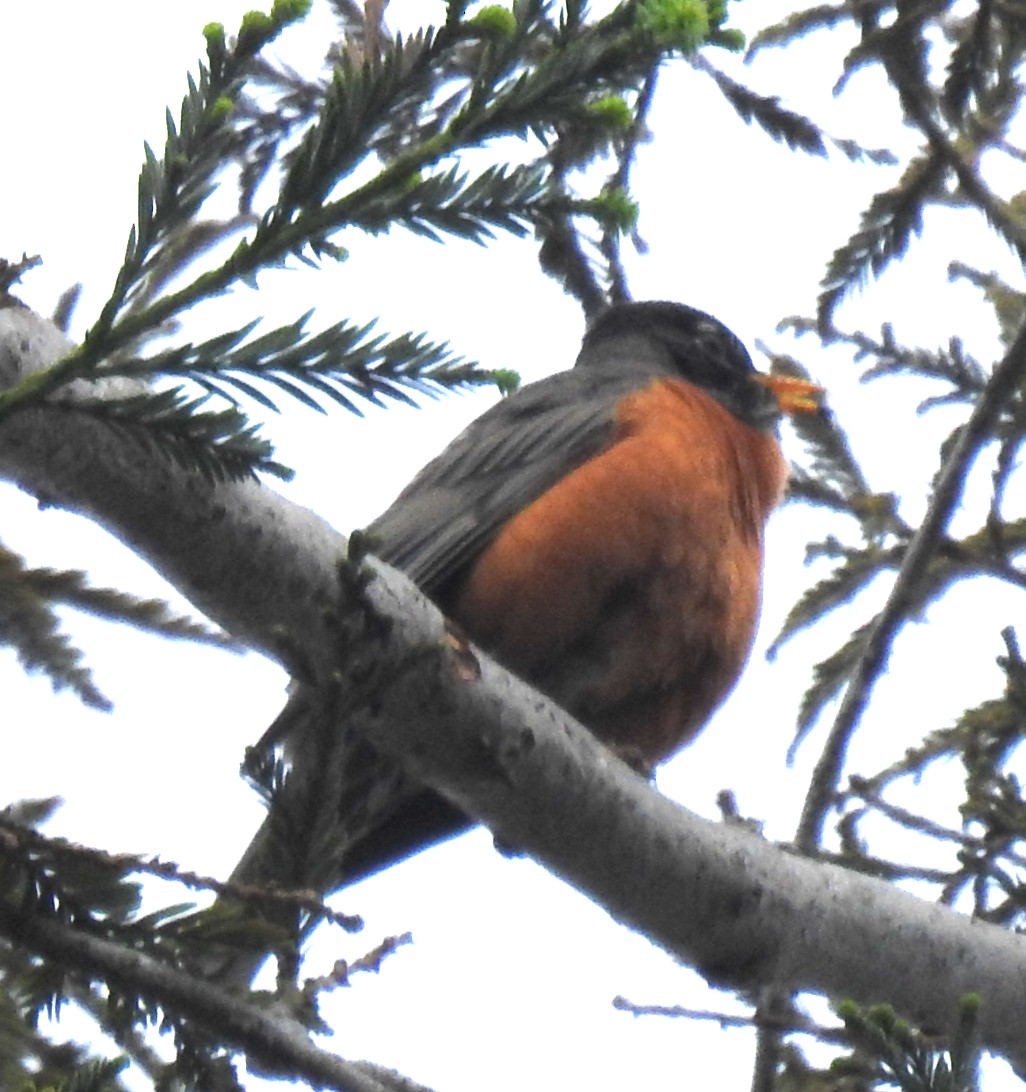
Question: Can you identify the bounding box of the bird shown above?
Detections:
[330,299,820,886]
[204,299,820,986]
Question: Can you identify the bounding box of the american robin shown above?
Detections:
[334,299,819,885]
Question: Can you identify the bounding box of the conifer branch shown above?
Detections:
[796,315,1026,850]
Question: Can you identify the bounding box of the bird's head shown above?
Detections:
[578,301,821,428]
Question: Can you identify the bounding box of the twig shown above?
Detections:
[599,64,659,303]
[612,995,848,1044]
[305,932,414,993]
[796,315,1026,850]
[0,902,431,1092]
[848,781,1026,871]
[0,817,362,933]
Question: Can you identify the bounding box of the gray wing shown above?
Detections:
[366,365,646,595]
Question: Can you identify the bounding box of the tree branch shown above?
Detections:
[5,306,1026,1071]
[0,903,436,1092]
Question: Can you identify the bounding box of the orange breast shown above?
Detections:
[445,378,788,765]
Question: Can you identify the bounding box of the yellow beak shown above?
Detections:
[756,373,822,415]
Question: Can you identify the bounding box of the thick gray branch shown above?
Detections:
[3,305,1026,1069]
[0,304,341,672]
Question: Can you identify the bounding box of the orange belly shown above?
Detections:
[445,378,787,764]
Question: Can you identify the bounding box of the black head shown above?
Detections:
[577,301,780,428]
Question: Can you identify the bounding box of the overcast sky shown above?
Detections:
[2,2,1023,1090]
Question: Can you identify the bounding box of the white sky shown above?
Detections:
[2,2,1024,1090]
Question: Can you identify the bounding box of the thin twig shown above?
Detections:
[599,64,659,303]
[612,995,849,1045]
[0,905,435,1092]
[796,316,1026,850]
[0,817,362,932]
[848,781,1026,871]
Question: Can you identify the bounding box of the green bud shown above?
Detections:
[585,95,633,131]
[491,369,521,396]
[203,22,227,75]
[597,188,639,233]
[712,27,745,52]
[959,992,981,1016]
[637,0,710,52]
[866,1003,896,1032]
[829,1056,866,1077]
[471,5,517,38]
[706,0,728,26]
[210,96,235,122]
[237,10,275,57]
[203,22,226,47]
[271,0,313,26]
